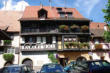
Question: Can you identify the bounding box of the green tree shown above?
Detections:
[102,0,110,25]
[103,31,110,42]
[103,0,110,42]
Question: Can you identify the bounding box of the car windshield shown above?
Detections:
[2,67,21,73]
[90,61,110,67]
[41,64,64,73]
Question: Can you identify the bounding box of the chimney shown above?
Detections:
[40,2,43,8]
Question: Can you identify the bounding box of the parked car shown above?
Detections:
[64,61,75,72]
[70,60,110,73]
[37,63,67,73]
[0,64,35,73]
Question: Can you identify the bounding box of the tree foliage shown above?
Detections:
[103,0,110,42]
[103,31,110,42]
[48,52,58,63]
[102,0,110,24]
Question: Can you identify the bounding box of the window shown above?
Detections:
[57,8,62,12]
[67,12,73,18]
[60,13,65,18]
[46,36,52,44]
[0,48,4,54]
[7,48,15,53]
[25,37,36,43]
[37,37,46,44]
[38,9,48,19]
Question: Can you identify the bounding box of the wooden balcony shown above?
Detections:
[21,43,57,51]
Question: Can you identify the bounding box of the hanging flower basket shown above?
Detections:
[81,25,89,32]
[59,25,69,32]
[70,24,80,32]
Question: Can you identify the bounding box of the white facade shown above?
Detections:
[90,52,110,62]
[19,52,52,70]
[11,33,20,47]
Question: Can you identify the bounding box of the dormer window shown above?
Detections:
[57,8,62,12]
[59,12,65,18]
[38,9,47,19]
[66,12,73,18]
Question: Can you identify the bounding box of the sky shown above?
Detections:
[0,0,107,22]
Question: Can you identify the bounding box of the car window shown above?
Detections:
[94,62,103,67]
[102,61,110,66]
[2,67,21,73]
[41,64,64,73]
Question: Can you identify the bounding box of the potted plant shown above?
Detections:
[65,42,70,48]
[72,42,79,48]
[59,25,69,32]
[3,53,14,66]
[95,44,103,50]
[70,24,80,32]
[4,40,11,45]
[81,25,89,32]
[83,42,89,49]
[79,43,84,49]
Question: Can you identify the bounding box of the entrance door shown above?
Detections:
[59,58,68,67]
[22,59,33,69]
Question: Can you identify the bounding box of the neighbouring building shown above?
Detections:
[0,6,109,70]
[0,11,23,67]
[89,22,110,61]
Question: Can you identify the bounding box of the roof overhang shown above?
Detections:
[0,30,11,40]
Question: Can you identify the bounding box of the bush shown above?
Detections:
[3,53,14,62]
[81,25,88,32]
[95,44,103,50]
[59,25,69,32]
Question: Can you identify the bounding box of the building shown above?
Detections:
[0,11,22,67]
[89,22,110,61]
[0,6,109,70]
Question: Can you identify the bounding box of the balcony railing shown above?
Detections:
[90,43,110,50]
[21,43,57,51]
[22,29,58,33]
[63,42,90,51]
